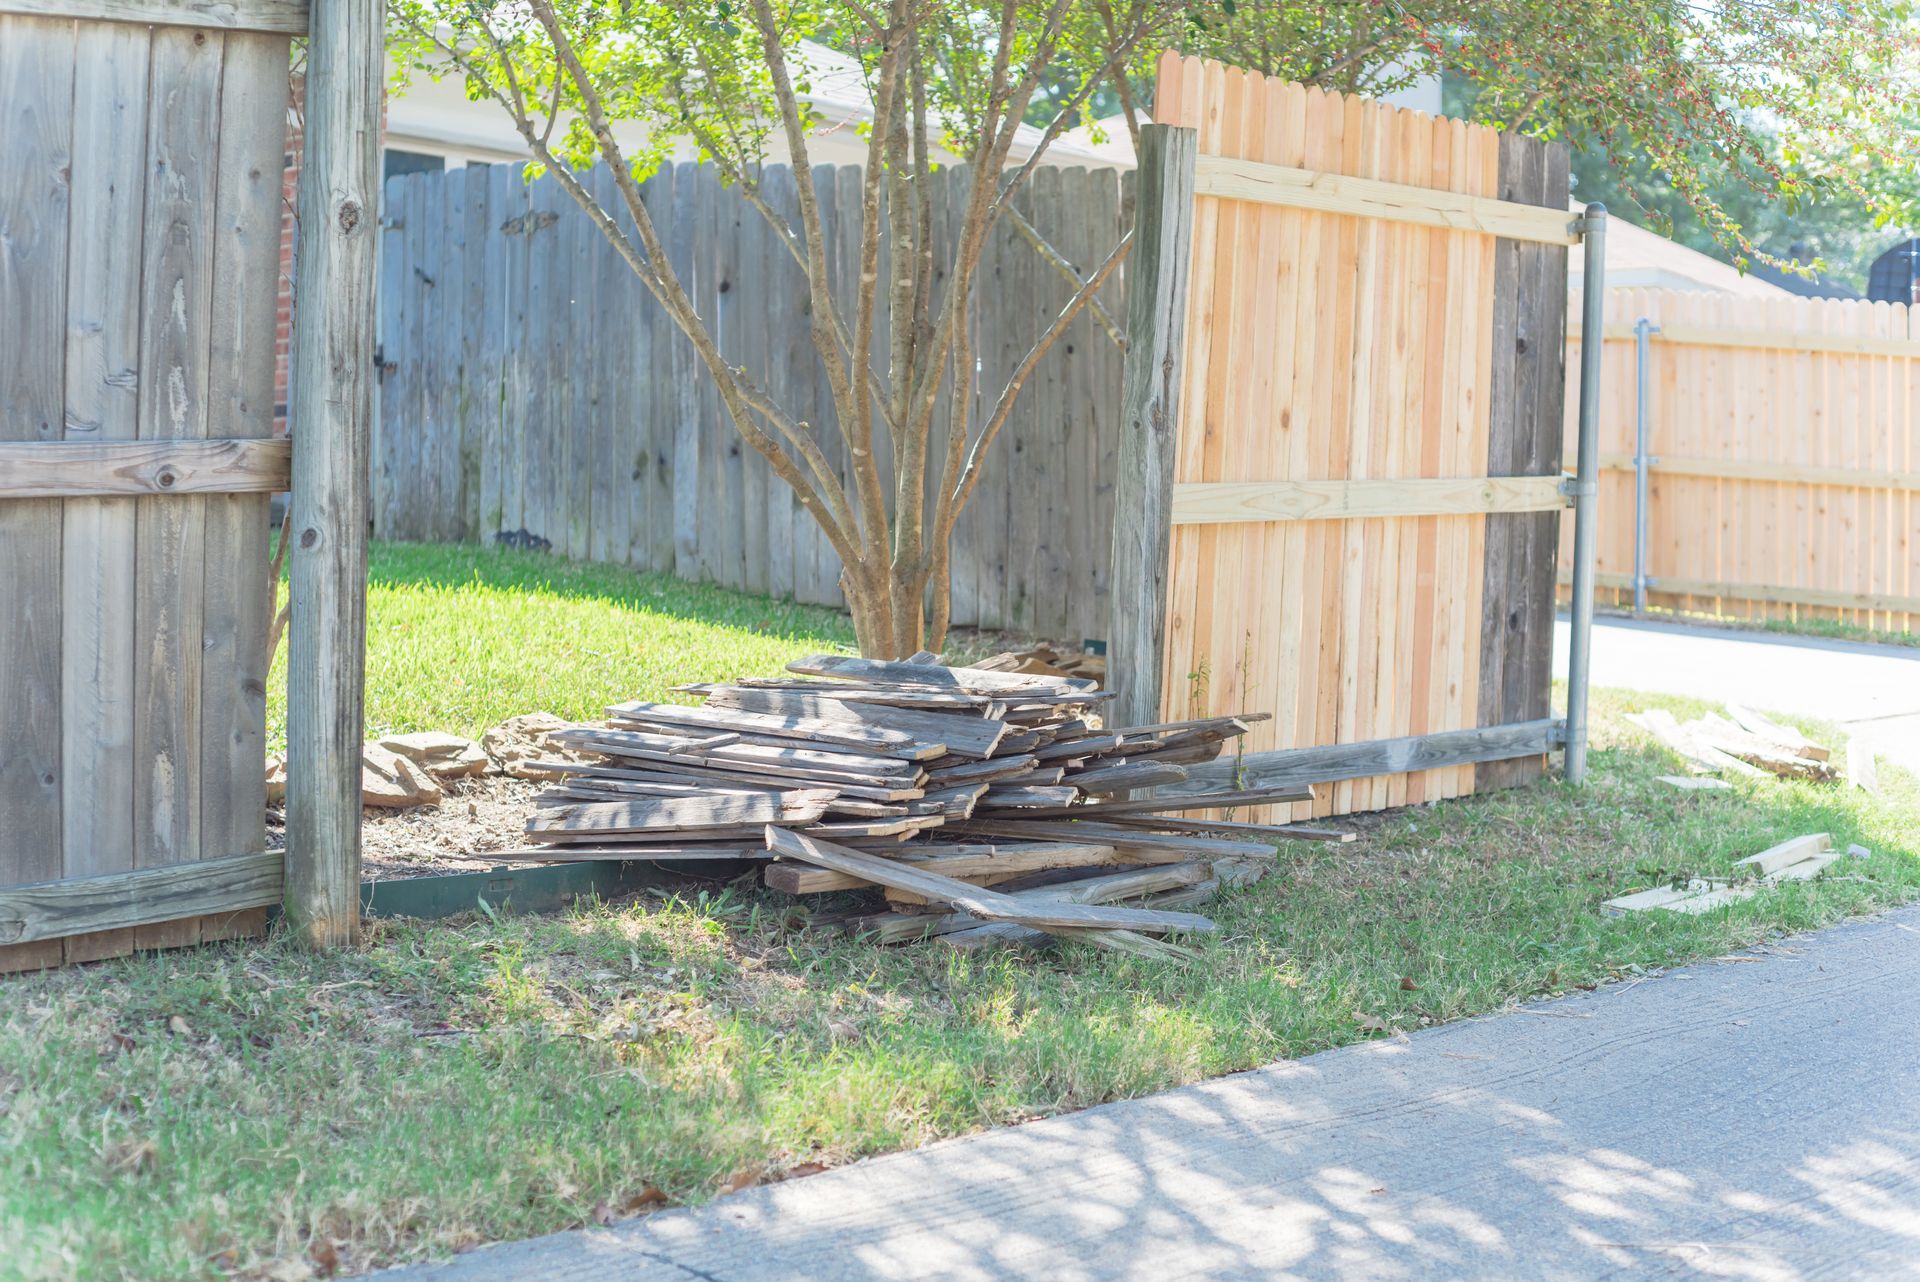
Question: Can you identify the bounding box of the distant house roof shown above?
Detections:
[385,41,1123,172]
[1570,210,1791,299]
[1744,257,1862,300]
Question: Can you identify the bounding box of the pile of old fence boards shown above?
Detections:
[489,653,1336,957]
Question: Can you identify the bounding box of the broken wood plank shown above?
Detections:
[765,841,1119,894]
[786,653,1098,696]
[1734,832,1832,878]
[1104,814,1357,843]
[1725,703,1828,761]
[604,700,944,760]
[851,862,1215,943]
[764,828,1214,935]
[527,790,834,837]
[1656,775,1732,792]
[691,687,1010,759]
[1064,761,1191,795]
[957,819,1276,860]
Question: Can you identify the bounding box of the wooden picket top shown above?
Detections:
[1564,289,1920,632]
[1112,53,1573,820]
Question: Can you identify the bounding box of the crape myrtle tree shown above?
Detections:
[1171,0,1920,274]
[391,0,1173,658]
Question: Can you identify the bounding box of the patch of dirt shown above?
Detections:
[266,774,546,881]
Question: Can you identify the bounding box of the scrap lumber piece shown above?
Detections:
[765,841,1119,894]
[1064,761,1191,795]
[978,785,1081,809]
[1034,733,1123,762]
[555,727,922,778]
[786,653,1097,696]
[904,784,991,819]
[1733,832,1832,878]
[999,785,1317,819]
[923,754,1038,786]
[1725,703,1829,761]
[527,790,834,838]
[707,677,1004,709]
[1107,714,1271,737]
[853,862,1215,944]
[689,687,1010,759]
[537,759,923,803]
[1625,709,1767,779]
[1657,775,1732,792]
[604,700,944,760]
[1846,737,1880,796]
[462,845,771,861]
[764,828,1215,935]
[1106,814,1357,843]
[1691,714,1838,781]
[958,819,1277,861]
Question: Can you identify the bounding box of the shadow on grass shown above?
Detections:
[365,540,857,644]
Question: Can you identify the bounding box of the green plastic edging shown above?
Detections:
[359,861,680,921]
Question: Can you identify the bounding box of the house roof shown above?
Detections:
[1574,211,1792,299]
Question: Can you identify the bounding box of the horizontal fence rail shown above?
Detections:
[1563,288,1920,633]
[0,439,291,497]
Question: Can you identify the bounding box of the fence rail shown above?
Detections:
[1562,289,1920,632]
[375,161,1130,642]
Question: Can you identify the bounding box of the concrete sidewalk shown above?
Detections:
[1554,615,1920,775]
[374,906,1920,1282]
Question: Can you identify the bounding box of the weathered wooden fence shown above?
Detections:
[1564,289,1920,631]
[0,2,296,971]
[1112,54,1581,819]
[375,161,1130,641]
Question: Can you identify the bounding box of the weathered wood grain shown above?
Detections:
[1478,135,1569,792]
[1108,124,1198,731]
[0,0,308,34]
[0,438,291,496]
[0,850,282,945]
[285,0,382,947]
[0,17,76,930]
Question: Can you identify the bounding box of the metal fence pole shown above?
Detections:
[1631,316,1657,616]
[1565,204,1607,785]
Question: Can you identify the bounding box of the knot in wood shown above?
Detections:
[299,528,319,549]
[155,468,177,488]
[338,200,362,234]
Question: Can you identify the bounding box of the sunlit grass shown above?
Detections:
[265,542,855,750]
[15,557,1920,1280]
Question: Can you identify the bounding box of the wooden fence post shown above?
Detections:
[286,0,382,946]
[1108,124,1197,729]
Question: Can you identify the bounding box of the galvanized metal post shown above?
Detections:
[1631,316,1658,616]
[1565,204,1607,785]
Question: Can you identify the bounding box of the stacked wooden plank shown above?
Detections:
[483,652,1345,956]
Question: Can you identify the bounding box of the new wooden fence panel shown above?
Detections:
[373,162,1128,639]
[1563,290,1920,631]
[1,12,289,971]
[1144,53,1568,820]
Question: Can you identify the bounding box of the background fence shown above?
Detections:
[1112,54,1576,820]
[375,160,1130,642]
[1563,289,1920,632]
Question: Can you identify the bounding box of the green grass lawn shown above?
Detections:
[8,546,1919,1282]
[267,542,856,750]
